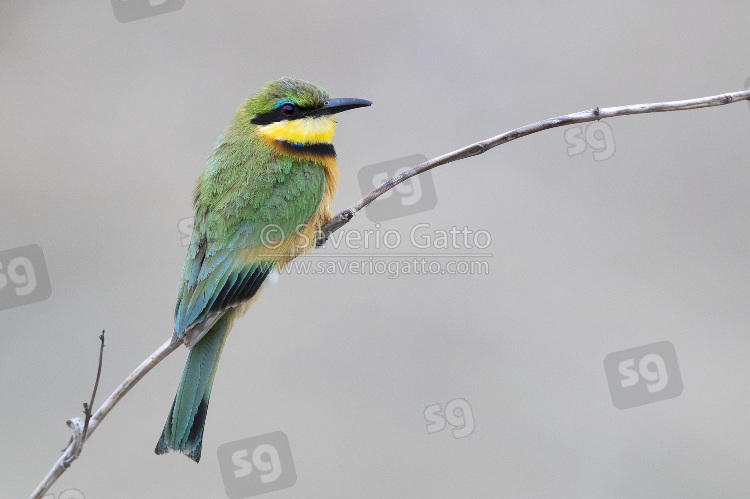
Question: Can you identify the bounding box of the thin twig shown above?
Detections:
[81,330,105,443]
[29,86,750,499]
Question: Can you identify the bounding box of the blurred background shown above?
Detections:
[3,1,750,498]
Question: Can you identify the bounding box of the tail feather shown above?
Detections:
[155,312,233,462]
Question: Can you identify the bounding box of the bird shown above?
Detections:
[155,78,371,462]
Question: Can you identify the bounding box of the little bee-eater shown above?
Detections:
[155,78,370,462]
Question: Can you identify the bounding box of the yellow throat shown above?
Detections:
[256,116,336,145]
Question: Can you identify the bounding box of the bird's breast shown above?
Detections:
[253,116,340,243]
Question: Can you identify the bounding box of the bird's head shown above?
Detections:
[242,78,371,146]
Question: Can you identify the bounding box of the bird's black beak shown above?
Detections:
[309,98,372,117]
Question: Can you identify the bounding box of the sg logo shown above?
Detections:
[357,154,438,222]
[43,489,84,499]
[424,398,475,438]
[603,341,683,409]
[217,431,296,498]
[0,244,52,312]
[177,216,194,246]
[564,121,616,161]
[111,0,185,23]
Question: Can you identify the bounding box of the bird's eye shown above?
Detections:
[281,104,296,116]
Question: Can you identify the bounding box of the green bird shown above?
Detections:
[155,78,370,462]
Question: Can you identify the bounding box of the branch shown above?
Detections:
[318,87,750,244]
[30,86,750,499]
[29,336,180,499]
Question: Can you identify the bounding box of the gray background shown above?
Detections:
[3,1,750,498]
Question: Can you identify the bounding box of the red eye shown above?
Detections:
[281,104,296,116]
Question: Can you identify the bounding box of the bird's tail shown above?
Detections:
[155,312,234,463]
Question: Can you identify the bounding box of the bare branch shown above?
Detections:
[30,86,750,499]
[318,87,750,244]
